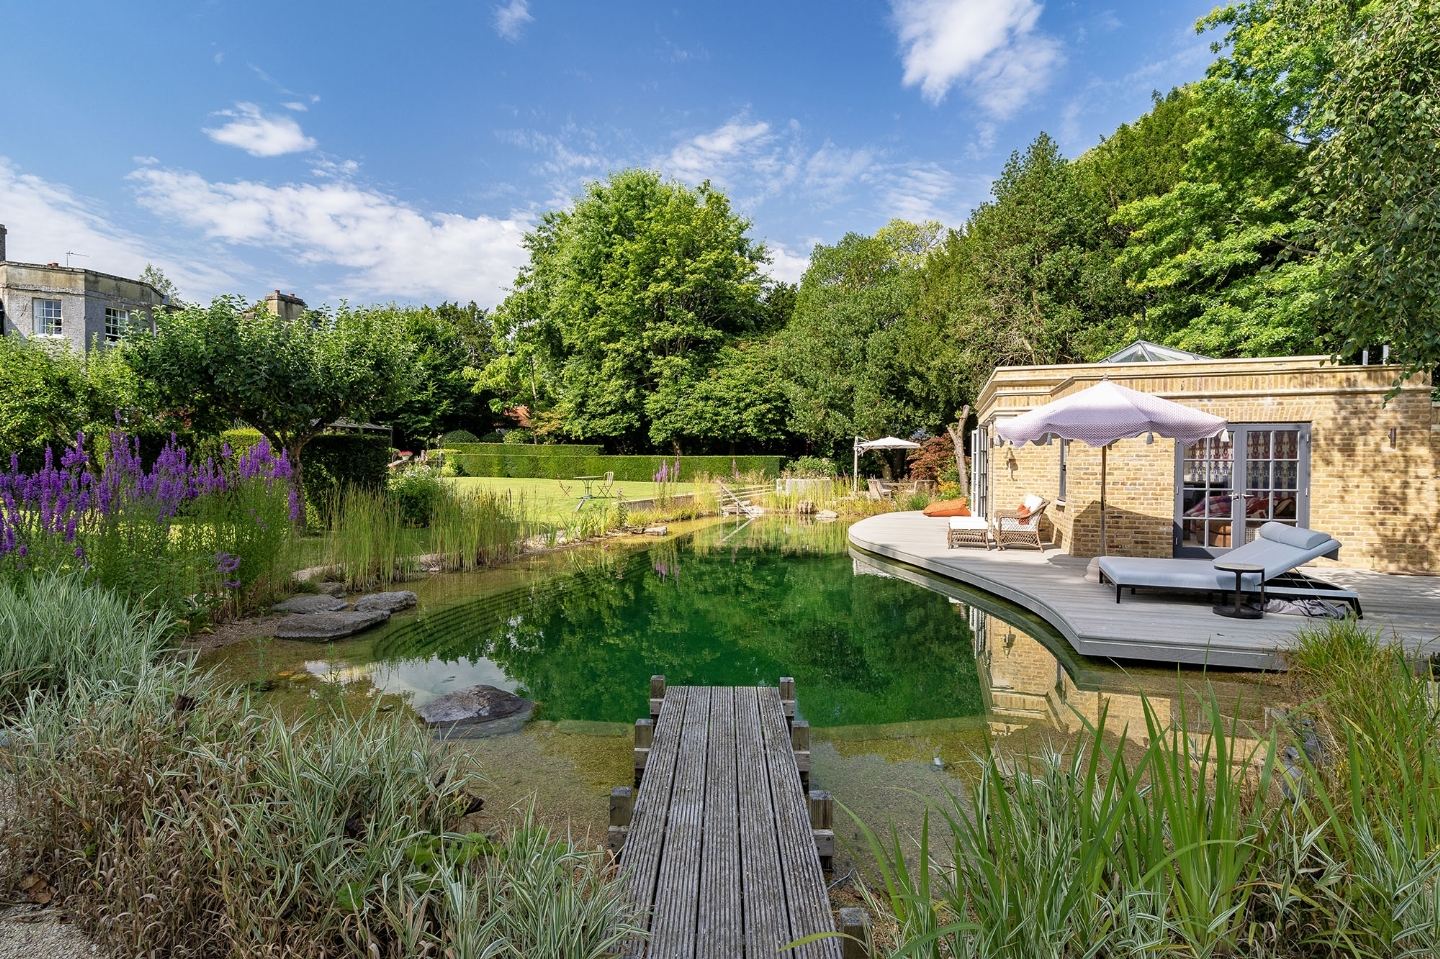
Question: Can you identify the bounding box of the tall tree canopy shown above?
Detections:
[778,219,960,453]
[128,297,415,499]
[370,301,497,448]
[482,169,774,452]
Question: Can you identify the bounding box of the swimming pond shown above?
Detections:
[203,516,1289,867]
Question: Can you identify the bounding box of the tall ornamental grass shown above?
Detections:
[0,430,297,627]
[0,577,643,958]
[856,619,1440,958]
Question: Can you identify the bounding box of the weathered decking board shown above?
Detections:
[619,682,841,959]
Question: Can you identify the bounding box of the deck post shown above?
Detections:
[650,674,666,722]
[839,907,870,959]
[779,676,796,724]
[809,789,834,870]
[634,718,654,787]
[791,718,811,790]
[608,786,634,857]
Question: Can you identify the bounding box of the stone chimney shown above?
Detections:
[264,289,307,322]
[0,224,7,262]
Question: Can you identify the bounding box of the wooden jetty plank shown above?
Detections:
[736,685,789,958]
[649,687,713,958]
[759,686,841,959]
[622,684,689,945]
[697,686,743,959]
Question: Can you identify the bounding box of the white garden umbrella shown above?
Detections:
[852,436,921,492]
[995,380,1226,564]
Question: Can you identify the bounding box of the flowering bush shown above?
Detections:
[0,430,297,628]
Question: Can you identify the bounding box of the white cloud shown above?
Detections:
[0,157,237,298]
[282,101,307,112]
[891,0,1062,115]
[129,166,530,304]
[662,117,775,186]
[494,0,533,41]
[204,102,317,157]
[763,241,811,284]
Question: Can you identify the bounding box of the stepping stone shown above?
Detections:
[416,684,534,727]
[316,581,348,598]
[272,594,349,614]
[275,609,390,641]
[352,590,418,613]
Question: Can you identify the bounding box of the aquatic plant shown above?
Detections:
[856,619,1440,958]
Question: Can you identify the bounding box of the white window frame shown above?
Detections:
[104,307,130,343]
[33,298,62,337]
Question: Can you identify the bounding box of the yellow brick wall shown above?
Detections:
[976,359,1440,573]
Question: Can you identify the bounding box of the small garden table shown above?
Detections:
[573,475,603,511]
[1212,561,1265,619]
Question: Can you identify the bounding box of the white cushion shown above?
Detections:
[948,516,990,530]
[1022,493,1045,512]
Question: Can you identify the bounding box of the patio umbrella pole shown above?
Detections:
[1085,444,1110,584]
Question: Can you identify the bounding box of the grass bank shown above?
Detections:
[853,618,1440,958]
[0,574,643,958]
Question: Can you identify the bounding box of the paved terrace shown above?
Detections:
[849,512,1440,670]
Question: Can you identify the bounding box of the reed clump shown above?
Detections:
[855,619,1440,958]
[0,576,643,958]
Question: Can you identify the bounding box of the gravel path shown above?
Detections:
[0,905,103,959]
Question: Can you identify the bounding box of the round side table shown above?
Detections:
[1212,562,1265,619]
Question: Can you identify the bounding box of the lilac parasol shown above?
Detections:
[995,380,1226,566]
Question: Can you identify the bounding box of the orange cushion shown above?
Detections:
[923,499,970,517]
[1015,505,1031,520]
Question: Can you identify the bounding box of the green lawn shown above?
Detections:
[450,476,697,526]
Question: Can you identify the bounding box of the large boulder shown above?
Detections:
[272,594,348,614]
[416,685,534,728]
[275,609,390,641]
[352,590,418,614]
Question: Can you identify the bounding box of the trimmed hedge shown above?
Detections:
[302,434,391,500]
[450,453,783,482]
[449,442,605,457]
[220,427,265,453]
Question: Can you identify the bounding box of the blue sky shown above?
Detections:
[0,0,1218,307]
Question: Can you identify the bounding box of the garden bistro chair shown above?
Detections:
[598,471,615,497]
[994,495,1048,550]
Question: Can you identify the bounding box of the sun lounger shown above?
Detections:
[1097,522,1341,604]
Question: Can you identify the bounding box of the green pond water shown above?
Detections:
[203,516,1288,870]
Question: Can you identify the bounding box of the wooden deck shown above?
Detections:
[850,512,1440,670]
[610,678,847,959]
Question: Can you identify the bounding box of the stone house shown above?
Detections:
[971,342,1440,574]
[0,225,168,351]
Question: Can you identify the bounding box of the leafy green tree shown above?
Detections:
[371,301,497,448]
[647,342,789,452]
[779,220,959,453]
[128,297,415,506]
[1307,0,1440,383]
[138,264,183,306]
[484,169,769,451]
[0,336,137,461]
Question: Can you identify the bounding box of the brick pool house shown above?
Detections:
[970,343,1440,575]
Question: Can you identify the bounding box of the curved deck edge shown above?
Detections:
[848,513,1284,670]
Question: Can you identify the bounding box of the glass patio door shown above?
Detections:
[1175,424,1310,557]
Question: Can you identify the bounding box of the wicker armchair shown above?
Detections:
[994,497,1048,550]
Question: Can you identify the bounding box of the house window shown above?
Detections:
[1057,439,1068,501]
[33,298,62,336]
[104,307,130,342]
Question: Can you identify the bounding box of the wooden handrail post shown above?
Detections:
[650,675,666,722]
[779,676,796,725]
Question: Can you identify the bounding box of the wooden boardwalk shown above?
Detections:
[609,677,852,959]
[850,511,1440,669]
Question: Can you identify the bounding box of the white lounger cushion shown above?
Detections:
[1097,523,1341,592]
[948,516,991,531]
